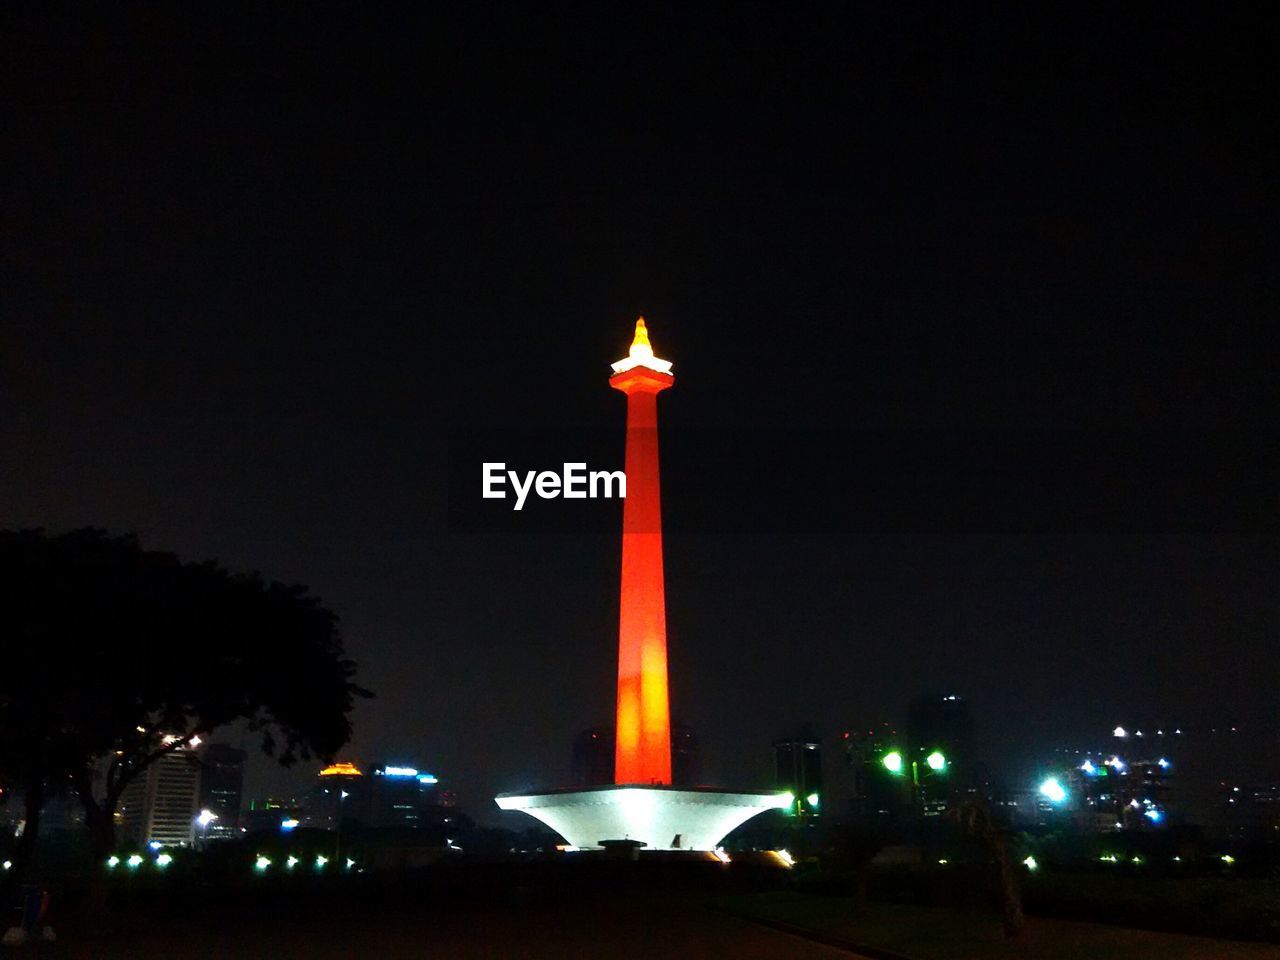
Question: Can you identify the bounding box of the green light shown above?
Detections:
[882,751,904,774]
[926,751,946,771]
[315,855,328,870]
[254,855,271,872]
[806,793,819,808]
[287,855,299,869]
[126,854,143,869]
[155,853,173,868]
[1221,854,1235,864]
[106,855,120,869]
[1022,855,1037,870]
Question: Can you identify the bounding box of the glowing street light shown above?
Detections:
[1022,855,1038,870]
[1038,777,1067,804]
[882,751,904,774]
[155,853,173,868]
[127,854,143,869]
[926,751,947,771]
[254,855,272,872]
[314,855,329,870]
[805,792,820,809]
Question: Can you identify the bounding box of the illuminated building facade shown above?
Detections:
[497,320,791,849]
[119,745,201,848]
[1062,755,1174,831]
[369,764,440,828]
[302,761,442,830]
[303,761,368,829]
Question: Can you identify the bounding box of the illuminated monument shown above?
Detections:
[496,319,790,850]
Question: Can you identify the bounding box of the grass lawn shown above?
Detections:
[715,892,1280,960]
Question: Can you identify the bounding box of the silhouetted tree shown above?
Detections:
[825,822,888,911]
[0,528,370,874]
[948,799,1026,939]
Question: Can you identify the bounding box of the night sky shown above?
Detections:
[2,7,1275,815]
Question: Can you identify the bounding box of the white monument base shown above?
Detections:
[495,784,791,851]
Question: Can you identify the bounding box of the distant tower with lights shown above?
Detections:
[609,318,675,785]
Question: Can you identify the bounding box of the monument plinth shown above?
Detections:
[496,319,788,851]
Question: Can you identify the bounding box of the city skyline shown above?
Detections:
[3,6,1274,820]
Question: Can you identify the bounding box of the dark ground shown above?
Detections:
[34,895,863,960]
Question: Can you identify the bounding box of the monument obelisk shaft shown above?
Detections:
[609,319,674,785]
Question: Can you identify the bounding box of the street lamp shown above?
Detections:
[880,749,947,809]
[1038,777,1067,804]
[196,808,218,848]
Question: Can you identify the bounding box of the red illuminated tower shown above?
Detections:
[495,318,790,850]
[610,318,675,785]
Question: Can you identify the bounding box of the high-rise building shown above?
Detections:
[119,745,201,848]
[369,764,440,828]
[197,743,246,841]
[843,722,907,822]
[243,797,303,833]
[774,727,823,817]
[302,761,369,830]
[1057,755,1174,831]
[571,728,614,787]
[907,693,975,813]
[670,722,701,787]
[573,724,700,788]
[302,761,443,831]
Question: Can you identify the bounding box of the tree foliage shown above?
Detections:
[0,528,370,860]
